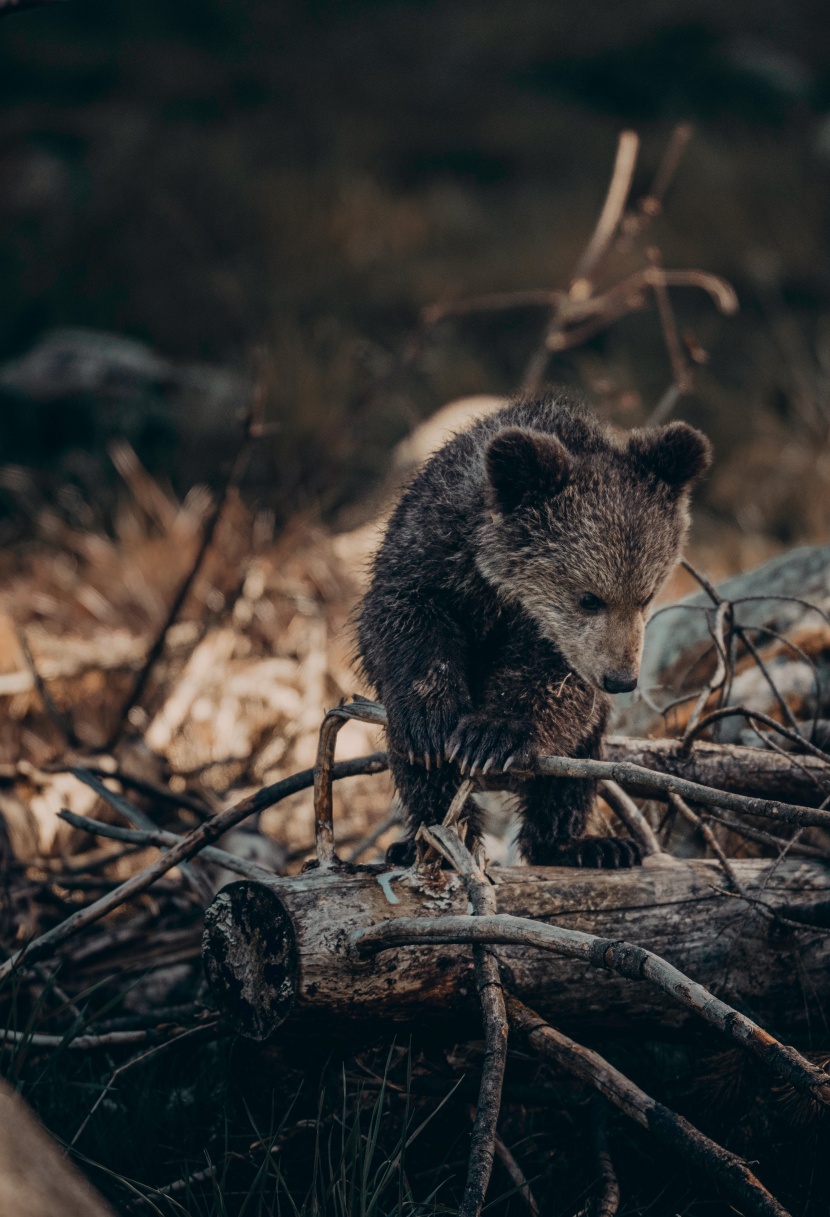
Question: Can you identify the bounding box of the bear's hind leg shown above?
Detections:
[517,775,641,868]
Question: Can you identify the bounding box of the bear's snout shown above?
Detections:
[603,671,638,695]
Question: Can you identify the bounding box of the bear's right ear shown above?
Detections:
[627,422,712,490]
[485,428,572,513]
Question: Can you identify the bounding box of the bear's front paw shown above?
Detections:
[386,694,469,770]
[445,716,537,776]
[550,837,642,869]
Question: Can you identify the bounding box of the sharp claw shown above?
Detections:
[481,756,495,774]
[502,754,515,772]
[408,750,415,766]
[447,742,461,763]
[460,753,472,774]
[435,753,443,768]
[424,752,431,771]
[469,760,480,776]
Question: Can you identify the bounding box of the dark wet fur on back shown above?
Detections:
[357,393,711,867]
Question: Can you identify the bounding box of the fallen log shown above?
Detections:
[202,855,830,1042]
[604,735,830,807]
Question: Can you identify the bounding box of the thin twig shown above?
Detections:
[681,599,730,744]
[734,627,802,734]
[678,559,817,745]
[740,623,823,745]
[648,248,691,392]
[45,763,210,817]
[645,383,681,426]
[569,130,640,291]
[703,806,829,859]
[466,1108,540,1217]
[105,374,266,751]
[590,1095,620,1217]
[508,997,791,1217]
[71,768,208,898]
[15,624,80,748]
[638,124,693,219]
[58,809,283,884]
[667,792,743,892]
[729,594,830,628]
[599,780,662,856]
[71,1021,220,1145]
[683,704,830,765]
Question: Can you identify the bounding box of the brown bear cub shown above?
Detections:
[358,394,711,868]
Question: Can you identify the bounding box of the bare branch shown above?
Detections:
[354,914,830,1103]
[704,806,828,859]
[590,1096,620,1217]
[508,997,791,1217]
[466,1108,540,1217]
[569,130,640,292]
[667,792,743,892]
[419,819,508,1217]
[599,780,662,856]
[0,752,387,982]
[58,808,282,884]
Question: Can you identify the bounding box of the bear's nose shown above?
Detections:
[603,672,638,694]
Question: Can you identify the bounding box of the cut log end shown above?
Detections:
[202,880,299,1040]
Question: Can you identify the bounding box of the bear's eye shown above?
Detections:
[640,593,655,610]
[579,593,606,614]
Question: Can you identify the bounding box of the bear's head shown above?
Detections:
[478,420,712,695]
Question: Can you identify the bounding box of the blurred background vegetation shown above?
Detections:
[3,0,830,549]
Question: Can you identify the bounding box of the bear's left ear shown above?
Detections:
[486,428,572,513]
[627,422,712,490]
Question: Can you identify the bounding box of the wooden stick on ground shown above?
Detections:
[418,816,508,1217]
[599,780,662,856]
[667,792,743,891]
[58,809,282,884]
[507,996,791,1217]
[590,1096,620,1217]
[105,371,266,752]
[72,767,209,898]
[466,1107,540,1217]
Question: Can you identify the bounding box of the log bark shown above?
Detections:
[604,735,830,807]
[202,856,830,1041]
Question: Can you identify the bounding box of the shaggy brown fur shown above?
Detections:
[357,393,711,866]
